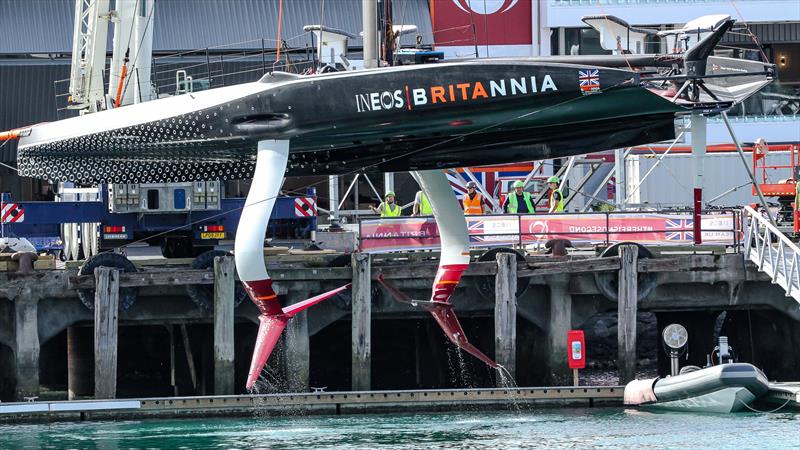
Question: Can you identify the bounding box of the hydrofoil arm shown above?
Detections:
[378,170,499,368]
[235,139,350,390]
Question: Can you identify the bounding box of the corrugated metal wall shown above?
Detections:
[0,61,77,198]
[0,60,77,164]
[635,152,793,207]
[722,22,800,45]
[0,0,434,54]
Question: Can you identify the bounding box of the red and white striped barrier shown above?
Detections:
[294,197,316,217]
[1,203,24,223]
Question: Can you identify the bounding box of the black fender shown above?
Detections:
[475,247,530,300]
[593,242,658,301]
[185,250,249,311]
[77,252,138,310]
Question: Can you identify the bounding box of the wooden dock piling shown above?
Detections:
[213,256,235,395]
[618,245,639,384]
[94,267,119,399]
[495,252,517,381]
[351,252,371,391]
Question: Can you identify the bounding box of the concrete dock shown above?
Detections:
[0,386,623,422]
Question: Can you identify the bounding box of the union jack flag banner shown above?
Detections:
[579,69,600,93]
[665,218,694,241]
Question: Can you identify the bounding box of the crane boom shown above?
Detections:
[68,0,111,113]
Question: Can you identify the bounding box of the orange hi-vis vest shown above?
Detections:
[463,193,483,215]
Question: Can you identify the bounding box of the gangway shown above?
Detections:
[743,205,800,303]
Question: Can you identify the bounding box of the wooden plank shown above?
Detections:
[494,253,517,382]
[617,245,638,385]
[213,256,235,395]
[69,269,215,289]
[94,267,119,399]
[263,247,290,255]
[66,254,720,291]
[351,253,371,391]
[518,257,620,278]
[648,245,726,256]
[287,249,337,255]
[638,255,717,272]
[33,259,55,270]
[132,258,195,268]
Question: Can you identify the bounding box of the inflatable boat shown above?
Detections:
[624,363,770,413]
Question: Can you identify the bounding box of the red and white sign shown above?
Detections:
[433,0,533,57]
[567,330,586,370]
[358,212,738,253]
[294,197,317,217]
[1,203,24,223]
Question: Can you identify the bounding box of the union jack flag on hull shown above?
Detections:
[665,218,694,241]
[579,69,600,93]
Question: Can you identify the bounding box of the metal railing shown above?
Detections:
[743,205,800,303]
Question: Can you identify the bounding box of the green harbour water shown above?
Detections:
[1,407,798,449]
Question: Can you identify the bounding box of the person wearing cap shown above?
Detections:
[413,190,433,216]
[503,180,534,214]
[547,176,565,213]
[462,181,487,215]
[370,191,402,217]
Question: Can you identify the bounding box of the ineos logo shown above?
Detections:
[451,0,518,15]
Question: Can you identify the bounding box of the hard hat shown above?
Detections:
[466,181,477,188]
[512,180,525,188]
[385,191,396,198]
[547,176,560,184]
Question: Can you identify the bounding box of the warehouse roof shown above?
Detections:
[0,0,433,54]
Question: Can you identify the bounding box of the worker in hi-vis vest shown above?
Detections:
[413,190,432,216]
[547,176,565,213]
[462,181,487,215]
[503,180,534,214]
[370,191,402,217]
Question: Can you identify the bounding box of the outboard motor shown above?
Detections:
[712,336,736,365]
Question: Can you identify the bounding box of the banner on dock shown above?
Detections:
[358,212,738,253]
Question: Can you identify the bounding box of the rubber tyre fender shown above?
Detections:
[77,252,139,310]
[475,247,530,300]
[593,242,658,301]
[185,250,249,311]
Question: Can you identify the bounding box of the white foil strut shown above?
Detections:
[234,140,289,282]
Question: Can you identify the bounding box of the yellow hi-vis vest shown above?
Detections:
[463,193,483,215]
[419,192,432,215]
[507,192,534,213]
[550,189,564,212]
[381,202,401,217]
